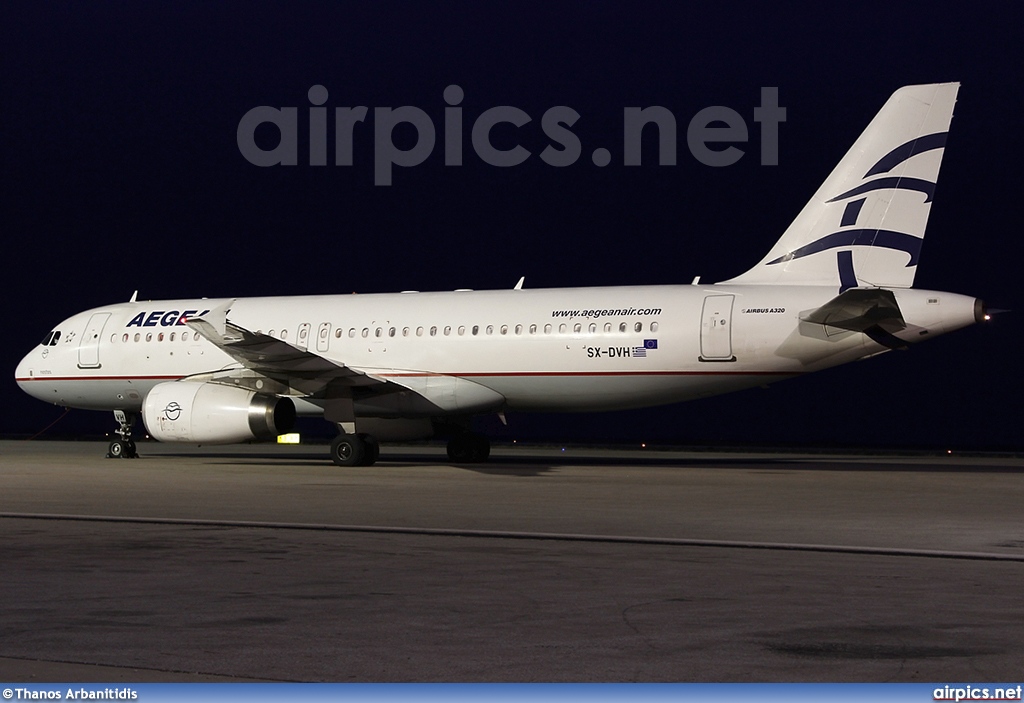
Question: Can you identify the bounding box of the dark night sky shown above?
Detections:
[3,2,1021,449]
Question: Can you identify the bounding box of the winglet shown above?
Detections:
[129,290,138,303]
[514,276,526,290]
[185,299,239,343]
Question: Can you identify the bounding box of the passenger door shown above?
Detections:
[78,312,110,368]
[699,295,735,362]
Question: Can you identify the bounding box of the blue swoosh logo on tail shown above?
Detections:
[828,176,937,203]
[865,132,947,177]
[767,229,923,267]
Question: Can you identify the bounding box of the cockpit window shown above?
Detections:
[41,331,61,346]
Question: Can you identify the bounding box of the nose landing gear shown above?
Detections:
[107,410,138,459]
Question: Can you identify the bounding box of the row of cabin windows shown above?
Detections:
[263,321,659,339]
[111,331,201,343]
[109,321,660,344]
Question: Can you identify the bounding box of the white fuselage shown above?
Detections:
[15,284,979,420]
[13,85,982,462]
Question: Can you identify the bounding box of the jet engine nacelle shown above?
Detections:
[143,381,296,444]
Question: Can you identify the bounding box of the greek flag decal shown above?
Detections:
[633,339,658,358]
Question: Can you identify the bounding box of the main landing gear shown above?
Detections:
[107,410,138,459]
[328,430,492,466]
[330,433,381,467]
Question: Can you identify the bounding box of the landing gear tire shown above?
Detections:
[446,432,490,463]
[330,432,381,467]
[331,434,365,467]
[331,433,380,467]
[107,439,138,459]
[107,439,126,459]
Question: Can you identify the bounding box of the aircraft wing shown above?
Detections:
[185,302,383,394]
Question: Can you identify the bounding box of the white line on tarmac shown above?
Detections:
[4,511,1024,562]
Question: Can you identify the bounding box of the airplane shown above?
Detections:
[16,82,988,466]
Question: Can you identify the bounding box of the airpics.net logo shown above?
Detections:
[236,85,786,186]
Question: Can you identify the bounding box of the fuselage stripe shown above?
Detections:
[17,371,803,383]
[378,371,802,378]
[16,375,186,382]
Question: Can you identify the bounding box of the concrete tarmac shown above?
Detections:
[1,440,1022,682]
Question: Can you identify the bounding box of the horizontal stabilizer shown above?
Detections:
[801,288,905,333]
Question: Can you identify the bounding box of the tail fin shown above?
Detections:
[721,83,959,289]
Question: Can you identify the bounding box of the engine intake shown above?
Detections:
[143,381,296,444]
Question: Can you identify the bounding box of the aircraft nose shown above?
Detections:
[15,347,47,402]
[15,352,32,384]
